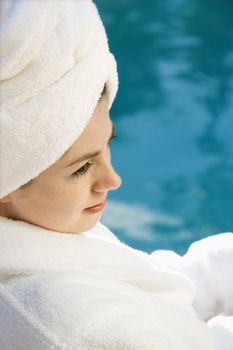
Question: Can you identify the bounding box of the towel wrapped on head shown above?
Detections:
[0,0,118,198]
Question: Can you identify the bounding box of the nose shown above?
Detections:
[92,164,122,193]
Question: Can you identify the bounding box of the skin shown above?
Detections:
[0,94,121,234]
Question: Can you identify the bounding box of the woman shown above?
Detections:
[0,1,232,349]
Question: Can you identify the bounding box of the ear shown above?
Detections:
[0,195,11,203]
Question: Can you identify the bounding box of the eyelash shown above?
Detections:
[72,161,93,178]
[72,133,116,179]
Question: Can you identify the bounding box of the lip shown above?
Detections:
[84,199,106,214]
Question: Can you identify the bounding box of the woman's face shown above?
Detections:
[0,95,121,234]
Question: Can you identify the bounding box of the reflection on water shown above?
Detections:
[96,0,233,254]
[102,199,183,241]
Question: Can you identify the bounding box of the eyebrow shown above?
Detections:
[64,122,116,168]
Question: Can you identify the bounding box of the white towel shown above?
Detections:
[0,216,215,349]
[151,232,233,349]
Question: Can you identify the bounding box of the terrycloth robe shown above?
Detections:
[0,216,220,349]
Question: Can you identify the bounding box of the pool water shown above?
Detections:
[96,0,233,254]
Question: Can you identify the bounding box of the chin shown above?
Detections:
[71,212,102,234]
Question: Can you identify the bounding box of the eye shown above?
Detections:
[109,134,116,144]
[72,161,92,178]
[109,125,116,143]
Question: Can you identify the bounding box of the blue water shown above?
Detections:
[96,0,233,254]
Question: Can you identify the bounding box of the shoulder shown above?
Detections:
[0,274,64,349]
[0,270,143,349]
[0,270,215,350]
[0,272,107,349]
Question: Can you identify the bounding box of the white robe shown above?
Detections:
[0,216,231,349]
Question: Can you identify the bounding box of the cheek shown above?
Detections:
[33,179,73,206]
[50,179,88,211]
[34,176,91,214]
